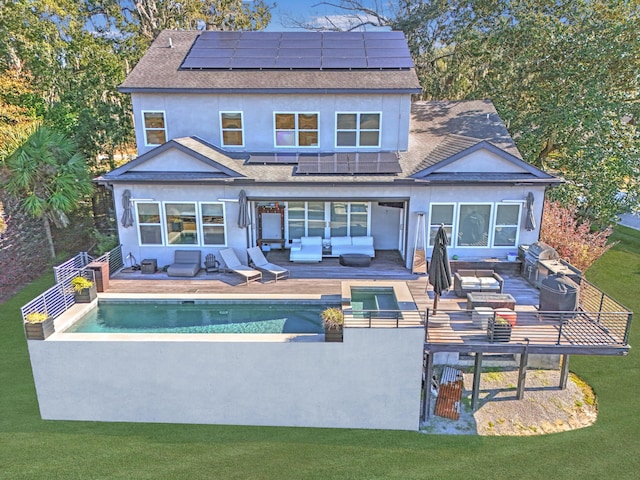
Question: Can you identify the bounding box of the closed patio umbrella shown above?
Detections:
[525,191,536,231]
[428,225,452,315]
[238,189,250,228]
[120,189,133,228]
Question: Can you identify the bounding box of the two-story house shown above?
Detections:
[99,30,559,270]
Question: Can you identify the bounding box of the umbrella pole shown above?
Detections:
[433,294,439,315]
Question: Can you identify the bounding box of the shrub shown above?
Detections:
[320,307,344,331]
[541,200,615,271]
[25,312,49,323]
[71,276,93,292]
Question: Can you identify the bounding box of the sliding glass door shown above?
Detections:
[286,201,371,240]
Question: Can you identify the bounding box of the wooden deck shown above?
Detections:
[107,250,630,356]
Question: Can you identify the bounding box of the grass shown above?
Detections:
[2,226,640,479]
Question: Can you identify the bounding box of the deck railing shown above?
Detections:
[21,269,96,323]
[424,308,631,352]
[345,309,425,328]
[22,245,123,324]
[52,245,123,283]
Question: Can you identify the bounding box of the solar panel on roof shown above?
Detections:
[235,48,277,57]
[367,57,414,68]
[295,152,401,175]
[278,48,322,57]
[181,31,413,70]
[321,57,368,68]
[322,48,366,58]
[247,153,299,164]
[275,57,322,68]
[322,40,365,49]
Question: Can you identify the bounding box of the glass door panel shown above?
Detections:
[287,201,305,239]
[330,202,348,237]
[349,202,369,236]
[307,201,325,237]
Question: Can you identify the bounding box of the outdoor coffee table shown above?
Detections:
[339,253,371,267]
[466,292,516,310]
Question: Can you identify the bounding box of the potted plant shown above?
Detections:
[321,307,344,342]
[71,276,97,303]
[487,314,512,343]
[24,312,55,340]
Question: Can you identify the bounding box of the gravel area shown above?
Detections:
[422,368,597,436]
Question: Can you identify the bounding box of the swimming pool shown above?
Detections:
[64,299,339,334]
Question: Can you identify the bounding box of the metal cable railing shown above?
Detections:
[345,309,425,328]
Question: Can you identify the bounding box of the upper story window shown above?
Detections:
[220,112,243,147]
[142,111,166,146]
[336,113,381,147]
[275,113,318,147]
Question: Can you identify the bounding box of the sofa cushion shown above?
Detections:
[331,236,351,247]
[460,276,481,288]
[301,236,322,246]
[476,269,496,278]
[457,269,476,277]
[352,236,373,246]
[479,277,500,288]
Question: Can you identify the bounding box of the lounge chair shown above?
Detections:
[247,246,290,283]
[219,248,262,286]
[166,250,201,277]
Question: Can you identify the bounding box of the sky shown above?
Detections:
[265,0,389,32]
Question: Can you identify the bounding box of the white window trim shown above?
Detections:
[427,202,457,247]
[135,201,164,246]
[335,112,382,148]
[492,202,521,248]
[200,202,228,246]
[456,202,494,248]
[141,110,167,147]
[273,112,320,148]
[163,201,199,247]
[220,111,244,148]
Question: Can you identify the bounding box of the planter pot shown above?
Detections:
[24,317,55,340]
[487,319,512,343]
[324,327,343,343]
[74,284,97,303]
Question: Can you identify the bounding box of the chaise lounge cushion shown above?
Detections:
[167,250,201,277]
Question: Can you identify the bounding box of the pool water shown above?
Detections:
[65,300,339,334]
[350,287,399,311]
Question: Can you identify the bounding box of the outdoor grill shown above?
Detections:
[522,241,559,287]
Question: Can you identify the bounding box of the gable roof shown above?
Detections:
[97,101,560,187]
[119,30,422,94]
[99,137,247,182]
[410,135,554,181]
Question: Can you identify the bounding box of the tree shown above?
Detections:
[3,126,94,258]
[540,200,614,271]
[305,1,640,227]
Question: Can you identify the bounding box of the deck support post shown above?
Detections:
[421,351,434,421]
[471,352,483,410]
[559,354,570,389]
[517,343,529,400]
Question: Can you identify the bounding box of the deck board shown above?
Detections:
[106,252,629,355]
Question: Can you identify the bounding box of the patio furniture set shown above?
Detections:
[289,236,375,263]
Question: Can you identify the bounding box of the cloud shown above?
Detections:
[308,13,388,31]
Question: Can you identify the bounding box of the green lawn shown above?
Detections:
[2,228,640,479]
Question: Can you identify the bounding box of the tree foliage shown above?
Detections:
[3,125,94,258]
[540,200,615,271]
[312,1,640,227]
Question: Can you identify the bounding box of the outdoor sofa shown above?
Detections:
[330,236,375,257]
[453,269,504,297]
[289,236,322,262]
[166,250,201,277]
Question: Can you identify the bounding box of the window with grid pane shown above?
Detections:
[143,111,166,146]
[275,113,318,147]
[220,112,243,147]
[336,113,380,147]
